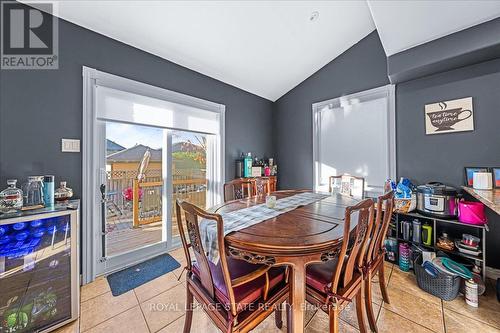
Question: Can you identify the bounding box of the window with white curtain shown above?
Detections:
[312,85,396,196]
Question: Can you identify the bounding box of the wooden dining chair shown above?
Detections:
[329,174,365,199]
[253,177,271,196]
[175,200,290,333]
[223,179,255,202]
[305,198,375,333]
[363,191,394,332]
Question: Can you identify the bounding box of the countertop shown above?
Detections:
[462,186,500,215]
[0,199,80,220]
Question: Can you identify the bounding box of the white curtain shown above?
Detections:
[95,85,220,135]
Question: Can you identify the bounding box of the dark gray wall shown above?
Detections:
[397,59,500,188]
[273,31,390,190]
[273,30,500,268]
[0,7,274,198]
[388,17,500,83]
[397,58,500,268]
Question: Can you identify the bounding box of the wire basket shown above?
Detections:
[414,255,461,301]
[394,194,416,213]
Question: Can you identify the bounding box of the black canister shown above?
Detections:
[235,160,244,178]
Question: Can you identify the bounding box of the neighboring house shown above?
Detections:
[106,139,125,155]
[107,144,162,173]
[106,142,205,179]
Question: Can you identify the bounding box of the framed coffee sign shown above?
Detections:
[425,97,474,135]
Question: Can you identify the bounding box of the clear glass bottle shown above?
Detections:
[0,179,23,213]
[54,181,73,201]
[22,176,45,207]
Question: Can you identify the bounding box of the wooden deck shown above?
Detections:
[106,220,163,256]
[105,216,184,257]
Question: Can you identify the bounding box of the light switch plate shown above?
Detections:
[61,139,80,152]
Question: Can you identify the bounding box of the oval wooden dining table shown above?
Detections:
[212,190,361,333]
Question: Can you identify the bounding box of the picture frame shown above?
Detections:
[464,167,489,187]
[493,168,500,189]
[425,97,474,135]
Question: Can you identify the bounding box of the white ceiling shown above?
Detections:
[26,1,500,101]
[368,0,500,56]
[32,1,375,101]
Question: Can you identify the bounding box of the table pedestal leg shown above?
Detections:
[289,263,306,333]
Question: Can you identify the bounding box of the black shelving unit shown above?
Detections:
[389,211,487,279]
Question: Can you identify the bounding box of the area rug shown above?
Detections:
[106,253,181,296]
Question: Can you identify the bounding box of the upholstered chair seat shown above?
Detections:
[192,258,286,312]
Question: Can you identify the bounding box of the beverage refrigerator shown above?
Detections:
[0,202,79,333]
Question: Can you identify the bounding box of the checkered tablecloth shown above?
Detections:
[200,192,329,264]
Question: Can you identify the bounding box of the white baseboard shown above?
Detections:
[486,266,500,280]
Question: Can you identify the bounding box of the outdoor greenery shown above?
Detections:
[172,151,205,169]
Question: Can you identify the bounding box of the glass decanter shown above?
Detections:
[22,176,45,207]
[0,179,23,213]
[54,181,73,201]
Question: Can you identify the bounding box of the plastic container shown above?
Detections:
[399,243,411,272]
[412,219,421,243]
[458,201,487,225]
[462,234,480,247]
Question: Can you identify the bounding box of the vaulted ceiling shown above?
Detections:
[26,1,500,101]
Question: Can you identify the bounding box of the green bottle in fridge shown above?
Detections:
[244,152,252,177]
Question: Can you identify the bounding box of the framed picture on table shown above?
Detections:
[493,168,500,189]
[464,167,489,187]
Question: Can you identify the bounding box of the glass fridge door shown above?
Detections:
[0,214,73,333]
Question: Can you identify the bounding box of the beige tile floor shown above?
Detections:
[55,248,500,333]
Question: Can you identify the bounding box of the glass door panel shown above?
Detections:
[103,122,167,258]
[170,130,208,241]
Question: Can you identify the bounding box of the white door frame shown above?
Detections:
[82,66,225,284]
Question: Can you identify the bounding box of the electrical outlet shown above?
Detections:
[61,139,80,152]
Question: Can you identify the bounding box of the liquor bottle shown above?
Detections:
[244,153,252,177]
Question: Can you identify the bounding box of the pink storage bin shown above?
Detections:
[458,201,488,225]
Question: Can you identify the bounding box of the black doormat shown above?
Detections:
[106,253,181,296]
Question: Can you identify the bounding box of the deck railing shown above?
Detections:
[106,169,206,229]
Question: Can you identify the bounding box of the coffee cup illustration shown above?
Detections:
[426,105,472,131]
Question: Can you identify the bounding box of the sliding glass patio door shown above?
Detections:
[95,123,211,275]
[82,67,225,281]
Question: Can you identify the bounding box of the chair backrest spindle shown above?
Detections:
[328,198,374,293]
[366,191,395,264]
[223,179,255,202]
